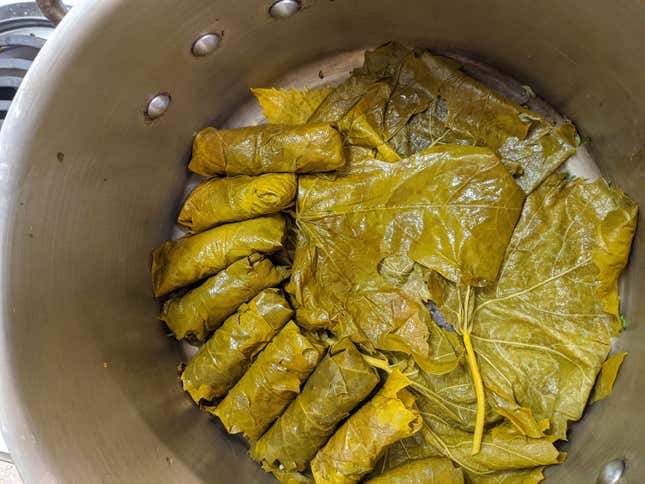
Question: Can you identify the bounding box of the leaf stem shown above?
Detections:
[463,330,485,455]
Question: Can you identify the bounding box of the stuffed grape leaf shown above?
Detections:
[188,123,345,177]
[151,214,286,297]
[211,321,323,441]
[250,339,380,471]
[367,457,464,484]
[427,173,638,440]
[178,174,297,233]
[309,369,422,484]
[287,144,523,368]
[160,253,290,341]
[180,288,293,403]
[251,87,332,125]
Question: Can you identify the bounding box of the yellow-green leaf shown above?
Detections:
[591,352,627,403]
[252,87,332,124]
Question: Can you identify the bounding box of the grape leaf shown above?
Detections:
[428,173,638,439]
[287,144,523,371]
[251,87,333,124]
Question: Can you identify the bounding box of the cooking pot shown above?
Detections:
[0,0,643,482]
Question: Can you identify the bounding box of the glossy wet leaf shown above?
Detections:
[591,352,627,403]
[210,321,323,441]
[341,42,577,193]
[465,467,545,484]
[151,214,286,297]
[420,416,563,476]
[367,457,464,484]
[160,253,290,341]
[188,123,345,177]
[310,369,422,484]
[178,174,297,233]
[252,87,332,124]
[251,339,380,471]
[428,174,638,439]
[180,288,293,402]
[287,145,523,366]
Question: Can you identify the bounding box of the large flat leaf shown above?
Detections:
[429,173,638,439]
[287,145,523,368]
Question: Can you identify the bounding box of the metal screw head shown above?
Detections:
[145,93,171,120]
[597,459,625,484]
[269,0,301,19]
[191,33,221,57]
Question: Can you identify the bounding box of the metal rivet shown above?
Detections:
[145,93,171,120]
[597,459,625,484]
[191,33,221,57]
[269,0,301,19]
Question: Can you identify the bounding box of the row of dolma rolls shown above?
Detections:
[150,123,446,483]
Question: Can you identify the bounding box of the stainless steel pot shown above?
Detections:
[0,0,643,482]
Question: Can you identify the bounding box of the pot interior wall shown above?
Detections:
[0,0,643,483]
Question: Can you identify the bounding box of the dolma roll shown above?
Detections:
[310,370,422,484]
[188,123,345,177]
[178,173,297,233]
[251,339,380,471]
[152,214,285,297]
[161,254,290,341]
[367,458,464,484]
[181,288,294,403]
[210,321,323,441]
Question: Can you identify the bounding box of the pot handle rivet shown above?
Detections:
[597,459,625,484]
[191,33,221,57]
[145,93,171,121]
[269,0,301,19]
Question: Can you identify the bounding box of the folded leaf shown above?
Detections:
[349,42,577,193]
[178,174,297,232]
[160,253,290,341]
[465,467,545,484]
[287,145,523,364]
[180,288,293,402]
[151,214,286,297]
[429,174,638,439]
[310,369,422,484]
[188,123,345,177]
[367,457,464,484]
[250,339,379,471]
[591,352,627,403]
[252,87,332,124]
[420,415,563,476]
[210,321,323,441]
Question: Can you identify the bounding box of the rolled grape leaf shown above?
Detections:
[591,352,627,403]
[427,173,638,439]
[263,464,313,484]
[188,123,345,177]
[250,339,380,471]
[180,288,294,403]
[161,254,290,341]
[210,321,323,441]
[310,369,422,484]
[367,457,464,484]
[152,214,286,297]
[178,174,297,233]
[287,145,523,365]
[252,87,332,124]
